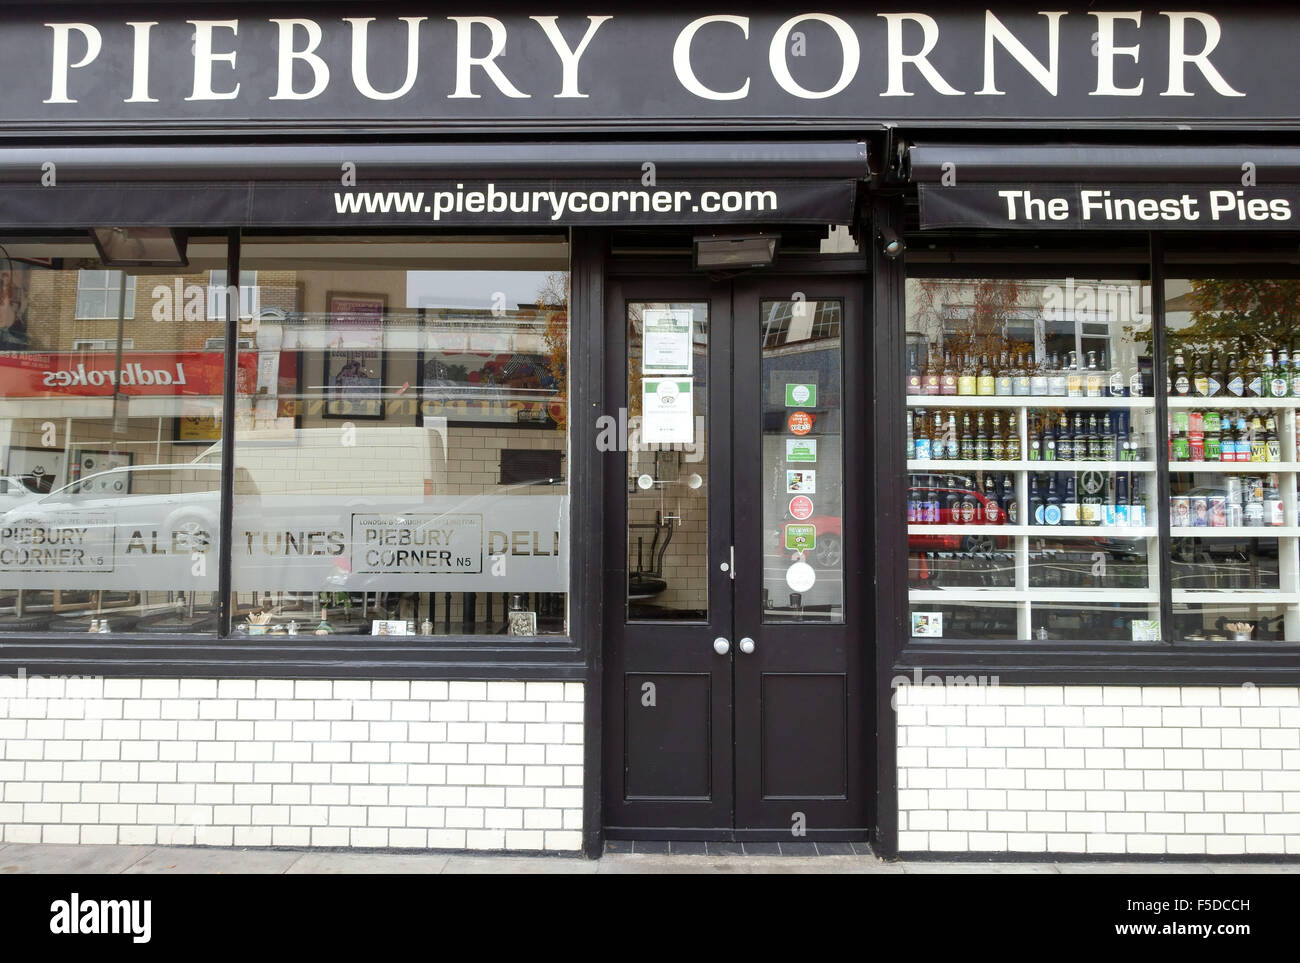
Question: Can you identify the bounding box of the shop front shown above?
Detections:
[0,3,1298,859]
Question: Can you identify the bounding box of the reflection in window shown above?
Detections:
[0,240,229,633]
[230,238,569,638]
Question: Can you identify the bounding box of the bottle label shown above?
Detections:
[1271,378,1289,398]
[1193,376,1209,396]
[1174,375,1190,395]
[1205,436,1221,461]
[1086,376,1103,397]
[957,375,976,395]
[960,501,976,524]
[1130,372,1144,396]
[1109,371,1125,395]
[1067,374,1083,396]
[914,440,931,460]
[1291,374,1300,396]
[1030,375,1048,395]
[1227,376,1244,396]
[1044,504,1062,525]
[1029,441,1040,461]
[1207,376,1221,396]
[941,375,958,395]
[995,376,1013,395]
[1268,439,1281,462]
[977,375,995,395]
[1062,502,1078,525]
[1013,376,1031,395]
[907,375,922,394]
[1172,436,1190,461]
[923,375,940,395]
[985,502,1000,524]
[1007,502,1018,525]
[1249,376,1263,396]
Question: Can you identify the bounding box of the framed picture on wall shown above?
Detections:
[324,349,386,420]
[69,449,134,492]
[174,402,223,443]
[4,446,68,493]
[326,291,385,350]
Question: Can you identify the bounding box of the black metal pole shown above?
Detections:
[1149,233,1174,644]
[217,229,240,637]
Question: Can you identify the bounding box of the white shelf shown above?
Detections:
[1167,396,1297,409]
[1170,526,1300,537]
[910,524,1156,538]
[910,588,1156,603]
[1168,461,1300,472]
[906,395,1154,409]
[908,460,1156,473]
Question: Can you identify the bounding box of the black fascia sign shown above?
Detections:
[3,6,1297,131]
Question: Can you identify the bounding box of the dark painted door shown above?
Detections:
[602,274,868,840]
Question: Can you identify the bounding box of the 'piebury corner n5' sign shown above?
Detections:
[7,5,1299,131]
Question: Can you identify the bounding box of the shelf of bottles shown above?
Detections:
[1165,345,1300,640]
[907,346,1160,642]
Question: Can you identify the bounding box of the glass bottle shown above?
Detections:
[1193,353,1209,397]
[1226,355,1245,397]
[1266,413,1281,462]
[1066,350,1084,398]
[989,412,1006,461]
[922,345,941,395]
[1030,352,1049,396]
[1085,350,1104,397]
[1291,345,1300,397]
[1172,349,1190,396]
[1056,412,1074,462]
[977,354,995,396]
[1061,472,1078,526]
[1028,473,1044,525]
[1013,351,1031,395]
[1047,352,1067,396]
[1006,411,1022,461]
[1108,350,1125,397]
[983,475,1002,523]
[1208,354,1225,397]
[958,352,977,396]
[1044,474,1063,526]
[1271,348,1290,398]
[944,412,959,460]
[914,410,931,460]
[940,351,958,396]
[995,351,1013,396]
[931,411,945,460]
[974,411,990,461]
[959,413,975,460]
[906,346,922,395]
[1247,352,1264,398]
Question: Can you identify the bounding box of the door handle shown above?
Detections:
[738,637,756,655]
[713,637,730,655]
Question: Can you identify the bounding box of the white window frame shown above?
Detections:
[207,270,259,320]
[71,338,135,351]
[74,270,136,320]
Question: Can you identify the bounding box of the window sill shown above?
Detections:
[894,638,1300,684]
[0,633,584,680]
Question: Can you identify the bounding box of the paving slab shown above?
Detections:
[903,861,1061,874]
[286,852,451,875]
[441,855,598,874]
[122,847,305,875]
[1207,862,1296,873]
[596,854,750,874]
[1054,862,1218,874]
[0,843,153,875]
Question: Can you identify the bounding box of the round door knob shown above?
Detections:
[713,637,730,655]
[739,637,756,654]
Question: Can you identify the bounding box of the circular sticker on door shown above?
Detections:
[789,495,814,520]
[786,561,816,592]
[788,411,814,435]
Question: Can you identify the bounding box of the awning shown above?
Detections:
[910,142,1300,231]
[0,140,870,229]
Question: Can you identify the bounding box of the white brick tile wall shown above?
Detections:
[897,684,1300,855]
[0,678,582,852]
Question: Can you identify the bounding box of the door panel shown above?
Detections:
[733,279,868,833]
[603,273,869,839]
[602,280,733,833]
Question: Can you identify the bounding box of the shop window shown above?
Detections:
[904,275,1158,642]
[0,238,230,634]
[229,236,569,639]
[73,269,135,320]
[1163,276,1300,642]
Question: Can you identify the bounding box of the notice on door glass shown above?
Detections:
[786,470,816,494]
[641,379,694,444]
[785,383,817,407]
[641,309,693,376]
[784,523,816,551]
[786,438,817,462]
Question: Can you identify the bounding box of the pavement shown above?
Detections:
[0,841,1297,874]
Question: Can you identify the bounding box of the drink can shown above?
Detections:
[1208,495,1227,527]
[1191,496,1209,527]
[1225,476,1242,506]
[1170,495,1190,527]
[1227,502,1244,527]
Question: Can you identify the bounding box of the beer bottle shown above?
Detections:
[940,351,958,396]
[1066,350,1084,398]
[1044,474,1063,526]
[974,411,990,460]
[958,353,977,396]
[931,410,945,460]
[907,346,922,395]
[990,412,1006,461]
[1172,349,1190,396]
[1085,350,1104,397]
[995,351,1013,396]
[1270,348,1289,398]
[1247,353,1264,398]
[1193,353,1209,397]
[1006,411,1022,461]
[923,345,941,395]
[978,355,996,396]
[960,412,975,460]
[1061,472,1078,526]
[914,410,931,460]
[1208,354,1225,397]
[984,475,1002,524]
[1001,475,1018,525]
[1226,355,1245,397]
[944,412,959,460]
[1029,474,1045,525]
[1047,352,1067,396]
[1030,352,1049,396]
[1013,351,1031,396]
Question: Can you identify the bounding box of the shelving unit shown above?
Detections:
[907,392,1159,640]
[1163,395,1299,638]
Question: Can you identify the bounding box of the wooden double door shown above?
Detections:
[602,273,870,840]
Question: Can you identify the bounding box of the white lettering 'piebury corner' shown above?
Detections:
[40,10,1246,107]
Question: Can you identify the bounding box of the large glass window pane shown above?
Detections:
[0,238,228,633]
[1165,276,1300,641]
[762,298,844,622]
[905,276,1158,642]
[230,236,568,638]
[625,301,708,622]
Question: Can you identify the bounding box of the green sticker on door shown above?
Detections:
[785,383,817,407]
[784,523,816,551]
